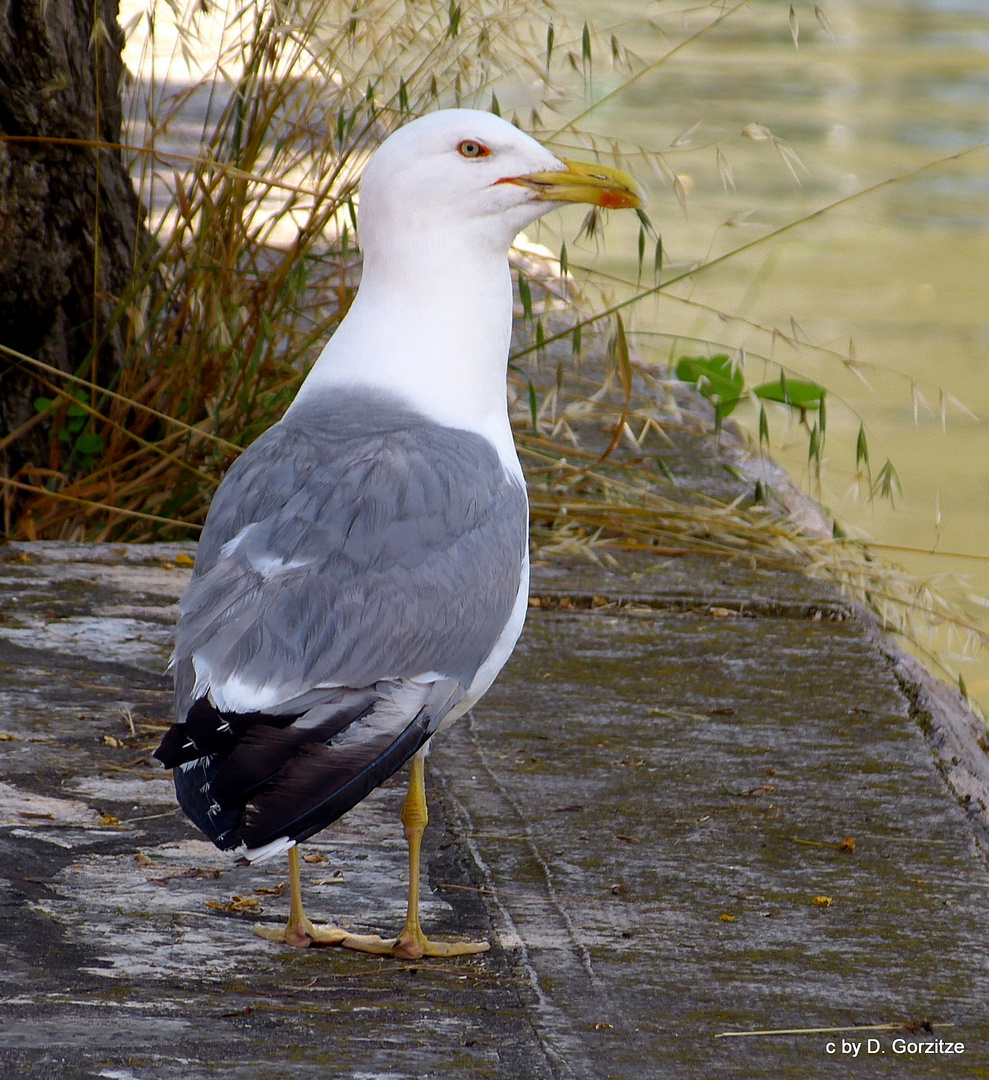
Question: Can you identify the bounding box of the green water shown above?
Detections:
[548,0,989,707]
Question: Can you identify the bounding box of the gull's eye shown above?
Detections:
[458,139,491,159]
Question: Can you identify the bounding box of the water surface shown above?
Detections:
[553,0,989,705]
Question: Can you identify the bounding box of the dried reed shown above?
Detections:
[2,0,985,713]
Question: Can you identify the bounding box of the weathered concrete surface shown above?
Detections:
[1,541,988,1079]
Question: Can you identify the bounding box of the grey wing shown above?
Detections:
[157,396,528,853]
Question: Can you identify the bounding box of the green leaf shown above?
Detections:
[855,423,869,470]
[674,354,744,419]
[33,396,54,414]
[655,456,677,485]
[559,241,568,278]
[654,236,663,282]
[637,224,645,280]
[582,22,592,68]
[74,432,104,456]
[527,380,539,434]
[66,402,89,417]
[610,313,631,398]
[518,273,533,320]
[546,21,554,68]
[752,378,825,410]
[448,0,461,37]
[758,404,769,447]
[572,323,582,359]
[490,91,500,117]
[808,423,820,468]
[871,459,901,503]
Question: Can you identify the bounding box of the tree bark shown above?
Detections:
[0,0,146,510]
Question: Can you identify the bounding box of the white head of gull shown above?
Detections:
[155,108,643,959]
[294,108,642,472]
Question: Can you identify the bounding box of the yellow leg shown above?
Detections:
[388,749,490,959]
[252,750,489,958]
[253,845,349,947]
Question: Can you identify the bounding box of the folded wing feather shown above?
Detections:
[156,391,527,857]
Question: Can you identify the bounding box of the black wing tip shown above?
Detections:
[154,698,308,770]
[163,698,435,855]
[171,756,244,849]
[153,723,191,768]
[241,712,433,851]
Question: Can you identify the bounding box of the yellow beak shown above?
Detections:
[499,157,644,211]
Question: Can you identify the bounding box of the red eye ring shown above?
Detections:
[458,139,491,159]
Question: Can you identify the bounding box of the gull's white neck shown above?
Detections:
[289,228,520,477]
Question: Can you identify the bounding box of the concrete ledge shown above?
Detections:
[1,539,987,1078]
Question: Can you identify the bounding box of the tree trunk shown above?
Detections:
[0,0,147,524]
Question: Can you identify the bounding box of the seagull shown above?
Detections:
[155,108,643,959]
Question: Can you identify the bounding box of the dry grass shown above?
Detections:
[2,0,985,712]
[7,0,580,539]
[509,314,987,711]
